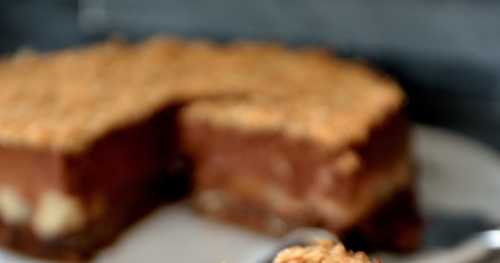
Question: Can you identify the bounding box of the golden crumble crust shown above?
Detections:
[273,240,380,263]
[179,43,404,151]
[0,37,403,153]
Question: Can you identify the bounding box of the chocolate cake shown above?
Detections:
[179,45,420,251]
[0,37,420,260]
[273,240,380,263]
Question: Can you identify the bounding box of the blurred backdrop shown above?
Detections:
[1,0,500,149]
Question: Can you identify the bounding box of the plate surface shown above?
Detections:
[0,125,499,263]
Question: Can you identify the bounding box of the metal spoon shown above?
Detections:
[252,228,500,263]
[243,227,338,263]
[405,229,500,263]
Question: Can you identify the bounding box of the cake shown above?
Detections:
[179,44,421,251]
[0,37,420,260]
[273,240,380,263]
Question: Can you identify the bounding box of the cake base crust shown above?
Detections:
[0,173,189,261]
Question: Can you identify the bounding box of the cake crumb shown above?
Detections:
[273,240,380,263]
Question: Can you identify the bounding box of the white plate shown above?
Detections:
[0,125,499,263]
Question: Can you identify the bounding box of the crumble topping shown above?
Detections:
[0,37,403,153]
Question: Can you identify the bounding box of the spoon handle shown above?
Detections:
[408,238,489,263]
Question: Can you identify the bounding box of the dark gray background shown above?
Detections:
[2,0,500,150]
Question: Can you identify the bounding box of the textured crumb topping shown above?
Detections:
[273,240,380,263]
[0,37,404,153]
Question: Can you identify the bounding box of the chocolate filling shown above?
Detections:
[181,112,419,251]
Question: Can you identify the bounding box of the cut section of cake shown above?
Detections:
[179,51,420,251]
[0,37,420,260]
[274,240,380,263]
